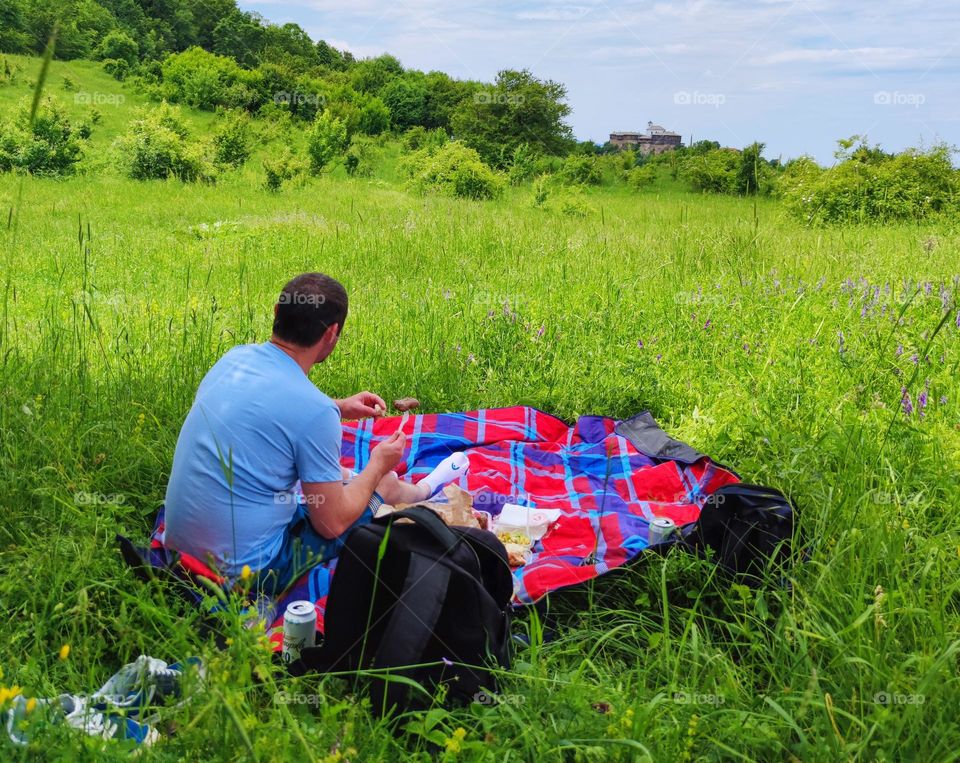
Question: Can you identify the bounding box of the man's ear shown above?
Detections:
[324,323,340,343]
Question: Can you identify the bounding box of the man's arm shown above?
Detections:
[301,430,405,539]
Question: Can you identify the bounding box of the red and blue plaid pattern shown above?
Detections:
[149,406,738,648]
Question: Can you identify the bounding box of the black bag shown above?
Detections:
[289,506,514,715]
[684,483,796,584]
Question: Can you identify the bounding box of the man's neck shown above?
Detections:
[269,337,313,375]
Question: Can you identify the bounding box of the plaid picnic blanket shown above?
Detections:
[147,406,739,650]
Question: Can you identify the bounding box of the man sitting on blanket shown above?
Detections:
[163,272,467,593]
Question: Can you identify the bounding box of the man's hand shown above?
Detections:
[369,429,406,474]
[335,391,387,420]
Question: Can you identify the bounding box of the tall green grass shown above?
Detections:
[1,111,959,760]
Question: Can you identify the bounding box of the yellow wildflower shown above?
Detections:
[445,727,467,753]
[25,697,37,713]
[241,565,252,581]
[58,644,71,661]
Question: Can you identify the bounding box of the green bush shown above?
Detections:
[557,154,600,185]
[161,47,262,111]
[777,139,959,224]
[680,149,739,193]
[625,164,656,190]
[306,111,347,173]
[402,141,504,200]
[94,30,139,66]
[212,111,252,168]
[262,147,306,191]
[115,102,216,183]
[102,58,130,82]
[344,135,378,177]
[401,126,448,152]
[357,97,390,135]
[0,98,88,176]
[1,57,22,86]
[508,142,538,185]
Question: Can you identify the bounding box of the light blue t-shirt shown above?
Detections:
[164,342,342,576]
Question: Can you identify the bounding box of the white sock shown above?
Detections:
[420,452,469,496]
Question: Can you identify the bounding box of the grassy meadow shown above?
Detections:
[1,55,960,762]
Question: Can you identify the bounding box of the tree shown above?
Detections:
[358,97,390,135]
[450,69,573,168]
[94,29,139,64]
[349,54,402,94]
[735,141,766,195]
[381,76,427,130]
[307,111,347,172]
[212,11,266,67]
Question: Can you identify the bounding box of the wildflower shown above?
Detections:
[535,324,545,339]
[895,344,903,357]
[442,289,452,300]
[900,388,913,416]
[838,331,846,354]
[910,354,919,364]
[655,354,662,362]
[703,319,712,330]
[0,686,23,705]
[25,697,37,713]
[58,644,70,661]
[940,396,948,405]
[918,381,929,417]
[444,727,467,753]
[637,339,644,349]
[240,565,252,582]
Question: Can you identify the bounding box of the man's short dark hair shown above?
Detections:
[272,273,348,347]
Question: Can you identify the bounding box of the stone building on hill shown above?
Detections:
[609,122,683,154]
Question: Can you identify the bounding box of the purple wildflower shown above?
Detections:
[743,343,750,352]
[704,319,712,330]
[637,339,644,349]
[939,396,948,405]
[536,324,545,338]
[918,381,929,417]
[910,354,919,364]
[896,344,903,356]
[655,353,662,362]
[956,310,960,329]
[838,331,846,354]
[901,388,913,416]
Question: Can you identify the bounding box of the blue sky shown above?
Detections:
[238,0,958,162]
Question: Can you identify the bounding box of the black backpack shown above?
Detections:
[683,483,796,585]
[289,507,514,716]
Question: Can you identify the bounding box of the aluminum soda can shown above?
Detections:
[649,517,677,545]
[282,600,317,664]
